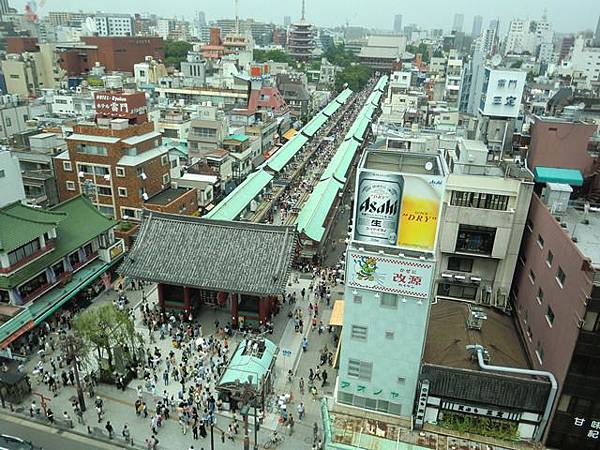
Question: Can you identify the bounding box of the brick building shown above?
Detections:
[53,91,195,221]
[81,36,164,72]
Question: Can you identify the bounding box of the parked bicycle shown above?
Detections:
[263,431,285,448]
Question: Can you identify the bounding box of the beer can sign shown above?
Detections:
[354,170,403,245]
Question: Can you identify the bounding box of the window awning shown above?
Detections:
[534,166,583,186]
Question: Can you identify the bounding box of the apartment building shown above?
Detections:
[94,13,134,37]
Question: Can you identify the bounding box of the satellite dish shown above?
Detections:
[491,54,502,67]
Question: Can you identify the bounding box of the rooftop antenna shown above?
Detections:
[301,0,305,22]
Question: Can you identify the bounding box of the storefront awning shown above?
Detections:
[534,166,583,186]
[282,128,297,140]
[329,300,344,326]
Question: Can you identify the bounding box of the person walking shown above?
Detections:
[297,402,305,420]
[105,421,114,439]
[299,377,305,395]
[122,425,131,444]
[288,413,295,435]
[322,369,328,387]
[46,408,54,424]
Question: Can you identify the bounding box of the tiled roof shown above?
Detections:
[0,203,66,253]
[0,196,117,290]
[119,212,297,296]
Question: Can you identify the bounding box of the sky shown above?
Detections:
[13,0,600,34]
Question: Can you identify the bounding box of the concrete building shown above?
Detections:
[394,14,403,34]
[94,13,134,37]
[187,104,229,158]
[571,37,600,88]
[337,149,448,418]
[134,56,168,86]
[0,95,41,140]
[435,138,534,309]
[471,15,483,38]
[0,150,25,207]
[452,13,464,33]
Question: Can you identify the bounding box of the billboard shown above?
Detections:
[346,250,433,299]
[353,168,445,252]
[94,91,147,119]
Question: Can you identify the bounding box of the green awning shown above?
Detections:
[296,178,343,242]
[301,113,329,137]
[204,170,273,220]
[218,338,277,389]
[321,140,361,183]
[353,116,372,141]
[266,134,309,172]
[334,88,353,105]
[534,167,583,186]
[360,103,376,120]
[322,100,342,117]
[369,91,383,106]
[375,75,388,92]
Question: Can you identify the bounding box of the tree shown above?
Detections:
[335,64,372,92]
[253,49,296,66]
[165,40,193,69]
[323,44,358,68]
[406,43,431,63]
[73,304,143,376]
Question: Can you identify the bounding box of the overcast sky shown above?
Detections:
[14,0,600,34]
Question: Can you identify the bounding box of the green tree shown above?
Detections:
[73,303,143,375]
[165,40,193,69]
[253,49,296,66]
[335,64,372,92]
[510,59,524,69]
[323,44,358,68]
[406,43,431,63]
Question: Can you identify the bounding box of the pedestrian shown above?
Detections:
[310,385,318,401]
[302,337,308,352]
[288,413,295,435]
[122,425,131,444]
[105,421,114,439]
[221,430,226,443]
[46,408,55,424]
[199,419,207,438]
[297,402,305,420]
[299,377,305,395]
[322,369,328,386]
[192,422,198,439]
[63,411,72,428]
[96,405,103,422]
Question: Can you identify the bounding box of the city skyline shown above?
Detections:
[11,0,600,33]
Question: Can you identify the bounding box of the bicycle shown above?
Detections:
[263,433,285,448]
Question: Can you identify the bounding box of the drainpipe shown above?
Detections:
[466,344,557,442]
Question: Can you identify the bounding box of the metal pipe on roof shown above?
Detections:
[466,344,557,442]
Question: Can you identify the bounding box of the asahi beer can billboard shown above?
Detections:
[353,168,445,252]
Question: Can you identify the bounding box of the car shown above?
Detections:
[0,434,43,450]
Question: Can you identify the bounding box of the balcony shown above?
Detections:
[0,242,55,275]
[98,239,125,264]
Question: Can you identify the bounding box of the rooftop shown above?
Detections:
[558,201,600,268]
[146,188,192,206]
[423,299,530,371]
[119,212,297,296]
[0,203,66,253]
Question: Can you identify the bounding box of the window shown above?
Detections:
[437,282,478,300]
[8,238,41,265]
[63,161,72,171]
[385,331,395,340]
[447,256,473,272]
[347,359,372,381]
[536,287,544,304]
[582,311,600,332]
[66,181,76,191]
[352,295,363,304]
[350,325,368,341]
[161,154,169,166]
[450,191,509,211]
[162,173,170,185]
[455,225,496,255]
[75,144,108,156]
[97,186,112,196]
[124,147,137,156]
[546,251,553,267]
[535,340,544,364]
[556,266,566,287]
[116,167,126,177]
[380,293,398,308]
[93,166,109,176]
[121,208,141,220]
[118,187,128,197]
[537,234,544,248]
[546,306,555,327]
[526,218,533,232]
[529,269,536,284]
[191,127,217,139]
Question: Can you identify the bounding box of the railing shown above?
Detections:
[0,242,55,274]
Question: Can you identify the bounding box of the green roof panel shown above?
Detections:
[296,178,343,242]
[322,100,342,117]
[266,134,309,172]
[204,170,274,221]
[534,166,583,186]
[301,113,329,137]
[0,203,66,253]
[334,88,353,105]
[218,338,277,388]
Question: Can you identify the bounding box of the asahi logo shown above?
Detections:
[359,196,398,216]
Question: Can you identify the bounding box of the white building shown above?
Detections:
[0,150,26,208]
[134,56,168,86]
[570,37,600,88]
[94,13,134,37]
[504,17,553,59]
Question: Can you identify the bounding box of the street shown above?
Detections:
[0,413,122,450]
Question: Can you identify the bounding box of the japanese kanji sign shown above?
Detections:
[347,250,434,299]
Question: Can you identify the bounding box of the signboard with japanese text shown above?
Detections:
[352,167,445,253]
[346,250,434,299]
[573,416,600,440]
[94,91,147,119]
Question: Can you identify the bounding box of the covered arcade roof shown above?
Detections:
[120,212,297,296]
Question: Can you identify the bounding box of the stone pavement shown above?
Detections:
[10,271,343,450]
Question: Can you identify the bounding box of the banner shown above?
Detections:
[353,168,444,252]
[346,250,434,299]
